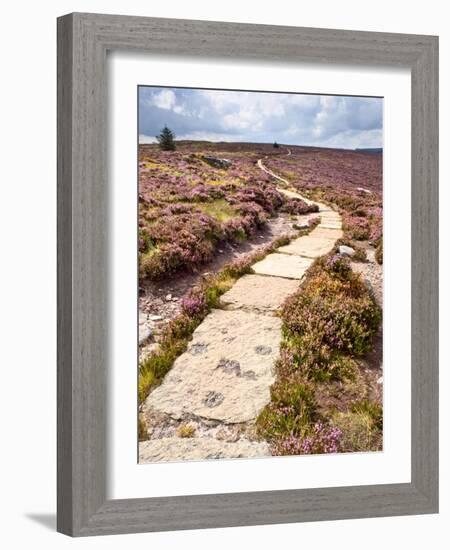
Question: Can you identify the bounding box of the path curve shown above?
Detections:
[140,159,342,463]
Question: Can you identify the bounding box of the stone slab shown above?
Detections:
[278,235,336,258]
[309,227,344,240]
[220,274,299,312]
[319,216,341,223]
[316,202,333,212]
[251,253,313,279]
[319,222,342,230]
[143,309,281,423]
[320,214,342,223]
[277,188,303,199]
[139,437,270,463]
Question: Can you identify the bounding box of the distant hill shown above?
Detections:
[354,148,383,154]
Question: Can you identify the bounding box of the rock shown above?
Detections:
[339,245,356,257]
[216,428,240,443]
[319,221,342,230]
[165,293,172,301]
[149,314,163,321]
[251,253,313,280]
[189,343,209,356]
[139,437,270,463]
[172,296,178,301]
[220,274,299,312]
[377,376,383,385]
[139,325,152,345]
[292,223,309,230]
[277,188,304,200]
[310,227,344,240]
[216,359,241,375]
[279,235,336,258]
[203,391,225,408]
[139,311,153,345]
[255,345,272,355]
[318,211,342,230]
[357,187,372,194]
[201,155,232,169]
[143,309,281,423]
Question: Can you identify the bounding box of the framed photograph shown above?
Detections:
[57,13,438,536]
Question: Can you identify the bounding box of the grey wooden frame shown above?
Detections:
[57,12,438,537]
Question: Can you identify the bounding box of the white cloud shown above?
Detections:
[150,89,176,110]
[139,134,157,144]
[139,87,383,149]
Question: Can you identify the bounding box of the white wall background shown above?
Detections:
[0,1,447,548]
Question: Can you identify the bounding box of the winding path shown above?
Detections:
[139,156,342,463]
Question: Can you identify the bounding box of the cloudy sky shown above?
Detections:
[139,87,382,150]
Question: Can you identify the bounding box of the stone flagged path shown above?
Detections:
[144,309,281,425]
[252,253,313,279]
[220,275,300,313]
[140,157,343,463]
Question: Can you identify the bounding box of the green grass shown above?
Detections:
[197,199,237,222]
[332,399,383,452]
[256,377,319,440]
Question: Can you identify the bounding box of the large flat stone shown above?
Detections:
[319,222,342,230]
[310,227,344,240]
[139,437,270,463]
[319,215,341,222]
[220,274,299,312]
[316,202,333,212]
[278,235,336,258]
[143,309,281,423]
[277,188,304,199]
[251,253,313,279]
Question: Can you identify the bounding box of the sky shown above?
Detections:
[139,87,383,150]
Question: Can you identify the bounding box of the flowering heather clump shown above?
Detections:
[282,263,380,356]
[138,143,299,281]
[308,215,321,227]
[273,423,343,456]
[280,198,319,215]
[263,147,382,248]
[342,213,371,241]
[325,254,352,278]
[180,292,208,319]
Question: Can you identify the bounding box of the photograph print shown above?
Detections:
[137,86,383,464]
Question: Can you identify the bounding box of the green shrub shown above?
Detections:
[256,377,319,440]
[176,423,196,438]
[332,402,382,453]
[351,399,383,431]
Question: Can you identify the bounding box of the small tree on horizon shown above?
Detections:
[273,141,279,148]
[156,125,176,151]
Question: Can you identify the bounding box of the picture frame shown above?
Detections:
[57,12,438,536]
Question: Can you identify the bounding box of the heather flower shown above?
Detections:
[180,292,208,318]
